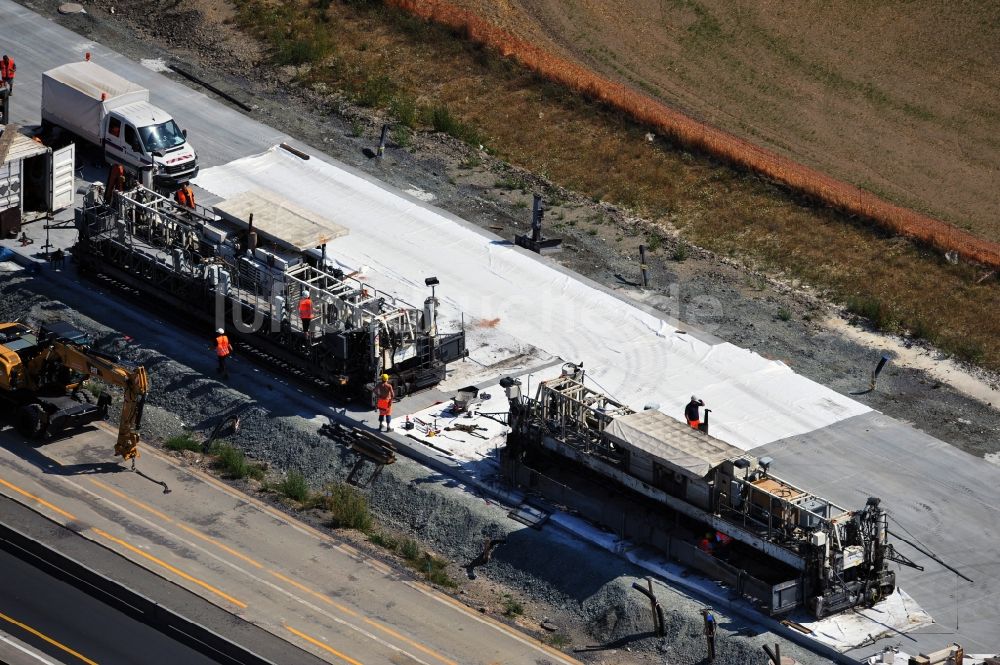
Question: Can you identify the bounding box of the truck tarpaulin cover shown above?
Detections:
[42,61,148,145]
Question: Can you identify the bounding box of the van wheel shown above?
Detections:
[16,403,46,439]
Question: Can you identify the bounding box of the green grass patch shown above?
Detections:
[278,470,310,503]
[416,552,457,588]
[502,594,524,617]
[234,0,333,67]
[84,380,105,399]
[777,306,792,322]
[390,94,420,128]
[320,482,373,532]
[368,530,399,551]
[399,537,421,561]
[495,175,525,191]
[357,74,396,108]
[427,105,483,145]
[211,442,264,480]
[847,295,898,331]
[459,153,482,169]
[165,433,201,453]
[672,241,689,262]
[369,532,455,587]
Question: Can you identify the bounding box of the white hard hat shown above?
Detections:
[302,289,309,297]
[217,328,225,334]
[691,395,699,401]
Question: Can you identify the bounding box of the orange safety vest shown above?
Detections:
[375,381,394,414]
[0,57,15,81]
[298,297,313,320]
[215,334,232,357]
[175,186,194,208]
[107,163,126,193]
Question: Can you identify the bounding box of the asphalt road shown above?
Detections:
[0,545,221,665]
[0,427,581,665]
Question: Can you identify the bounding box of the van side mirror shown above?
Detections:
[182,128,187,139]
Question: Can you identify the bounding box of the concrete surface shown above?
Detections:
[0,425,581,665]
[752,412,1000,656]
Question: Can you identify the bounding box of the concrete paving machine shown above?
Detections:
[500,364,920,618]
[0,321,148,462]
[73,184,466,397]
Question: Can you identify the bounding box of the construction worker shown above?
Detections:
[685,395,705,429]
[697,531,715,555]
[174,183,195,209]
[106,163,126,202]
[374,374,394,431]
[213,327,232,379]
[298,289,314,333]
[1,55,15,95]
[701,609,717,662]
[714,530,734,560]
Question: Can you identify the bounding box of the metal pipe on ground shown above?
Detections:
[630,579,664,638]
[377,124,389,158]
[167,64,253,113]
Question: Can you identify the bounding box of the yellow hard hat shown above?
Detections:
[380,374,389,381]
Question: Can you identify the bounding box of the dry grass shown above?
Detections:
[233,1,1000,369]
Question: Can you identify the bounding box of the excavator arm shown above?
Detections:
[46,343,149,462]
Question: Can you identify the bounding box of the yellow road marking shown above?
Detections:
[82,441,573,662]
[0,610,98,665]
[89,479,173,522]
[91,527,247,609]
[87,477,266,570]
[84,472,448,663]
[176,523,266,570]
[363,617,458,665]
[0,477,77,521]
[284,625,364,665]
[269,571,359,616]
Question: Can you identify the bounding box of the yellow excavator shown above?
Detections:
[0,321,149,462]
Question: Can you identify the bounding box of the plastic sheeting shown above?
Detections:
[606,409,744,479]
[195,147,870,451]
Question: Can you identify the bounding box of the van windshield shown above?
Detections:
[138,120,186,152]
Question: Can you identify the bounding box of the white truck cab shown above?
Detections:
[41,58,199,191]
[102,102,197,186]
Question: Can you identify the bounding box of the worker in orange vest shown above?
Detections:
[0,55,15,94]
[212,327,232,379]
[298,290,314,333]
[106,163,126,202]
[685,395,705,429]
[174,183,195,209]
[374,373,395,431]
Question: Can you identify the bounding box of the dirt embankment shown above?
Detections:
[446,0,1000,244]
